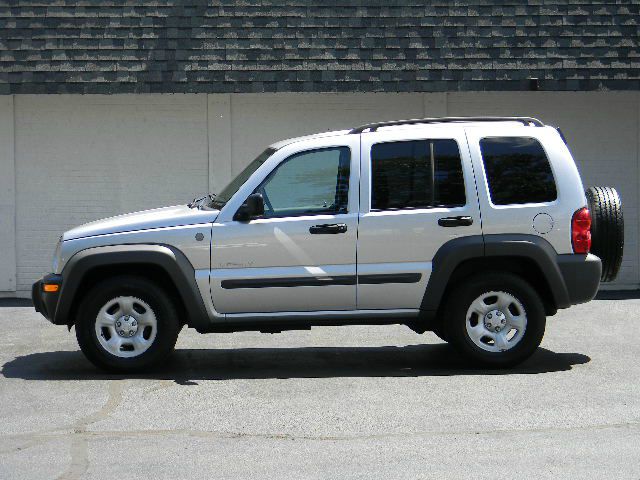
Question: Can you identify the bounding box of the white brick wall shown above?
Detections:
[0,92,638,296]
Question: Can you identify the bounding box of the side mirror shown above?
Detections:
[234,193,265,222]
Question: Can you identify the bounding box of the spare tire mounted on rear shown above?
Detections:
[585,186,624,282]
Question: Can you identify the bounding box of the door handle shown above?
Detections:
[438,216,473,227]
[309,223,348,234]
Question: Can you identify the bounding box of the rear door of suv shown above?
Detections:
[357,126,483,310]
[464,126,572,253]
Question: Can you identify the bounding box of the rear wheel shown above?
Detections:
[75,276,180,372]
[444,273,546,368]
[431,323,449,342]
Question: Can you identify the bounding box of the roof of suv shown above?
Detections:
[270,116,546,149]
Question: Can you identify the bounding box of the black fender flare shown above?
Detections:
[420,234,571,321]
[54,244,210,329]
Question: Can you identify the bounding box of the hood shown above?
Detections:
[63,204,219,241]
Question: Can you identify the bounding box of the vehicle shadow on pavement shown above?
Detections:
[1,344,590,382]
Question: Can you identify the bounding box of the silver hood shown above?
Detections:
[63,205,219,241]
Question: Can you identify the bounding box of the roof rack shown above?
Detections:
[348,116,545,134]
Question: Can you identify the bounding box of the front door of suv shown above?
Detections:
[210,135,360,314]
[357,127,482,310]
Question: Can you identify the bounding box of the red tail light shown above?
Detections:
[571,207,591,254]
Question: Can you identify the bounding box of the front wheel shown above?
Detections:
[443,273,546,368]
[75,276,181,372]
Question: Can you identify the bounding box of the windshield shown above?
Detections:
[210,147,277,209]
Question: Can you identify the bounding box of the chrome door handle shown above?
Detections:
[438,216,473,227]
[309,223,348,234]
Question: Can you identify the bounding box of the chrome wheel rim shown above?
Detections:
[465,290,527,353]
[94,296,157,358]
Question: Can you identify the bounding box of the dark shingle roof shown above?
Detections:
[1,1,638,94]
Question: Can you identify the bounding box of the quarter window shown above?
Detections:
[480,137,557,205]
[256,147,350,218]
[370,139,465,210]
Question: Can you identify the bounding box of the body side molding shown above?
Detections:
[220,272,422,289]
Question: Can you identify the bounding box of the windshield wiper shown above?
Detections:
[188,193,216,209]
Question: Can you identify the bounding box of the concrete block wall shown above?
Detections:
[0,92,638,296]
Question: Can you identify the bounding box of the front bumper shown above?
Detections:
[557,253,602,306]
[32,274,63,323]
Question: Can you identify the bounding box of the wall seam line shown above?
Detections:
[206,94,209,193]
[637,91,639,287]
[229,93,233,177]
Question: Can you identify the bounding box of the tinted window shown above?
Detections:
[256,147,350,218]
[480,137,557,205]
[370,139,465,210]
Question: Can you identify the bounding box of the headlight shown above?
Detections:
[52,237,63,273]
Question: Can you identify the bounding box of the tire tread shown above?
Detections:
[585,186,623,282]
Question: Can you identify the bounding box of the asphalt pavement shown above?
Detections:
[1,295,639,479]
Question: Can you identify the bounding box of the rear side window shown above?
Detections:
[480,137,557,205]
[370,139,465,210]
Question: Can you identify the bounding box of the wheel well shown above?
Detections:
[439,256,558,317]
[66,263,188,327]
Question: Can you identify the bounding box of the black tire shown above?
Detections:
[444,272,546,368]
[585,186,624,282]
[75,276,180,372]
[432,323,449,343]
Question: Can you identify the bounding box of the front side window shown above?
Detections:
[480,137,557,205]
[211,147,277,209]
[370,139,465,210]
[256,147,350,218]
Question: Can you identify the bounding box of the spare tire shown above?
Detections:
[585,186,624,282]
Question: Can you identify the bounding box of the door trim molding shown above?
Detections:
[358,273,422,284]
[220,272,421,289]
[221,275,357,289]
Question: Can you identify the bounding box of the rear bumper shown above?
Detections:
[557,253,602,306]
[32,274,63,324]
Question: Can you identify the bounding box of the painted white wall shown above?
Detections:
[1,92,638,296]
[13,94,208,292]
[0,96,16,292]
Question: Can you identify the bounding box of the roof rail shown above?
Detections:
[349,116,545,134]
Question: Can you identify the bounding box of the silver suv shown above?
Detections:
[32,117,624,372]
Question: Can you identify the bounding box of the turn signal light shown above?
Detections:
[571,207,591,254]
[43,284,60,293]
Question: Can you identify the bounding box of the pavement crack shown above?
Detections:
[9,419,629,445]
[143,379,175,397]
[55,380,125,480]
[5,419,640,448]
[122,420,640,441]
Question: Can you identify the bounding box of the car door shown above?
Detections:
[357,126,482,310]
[210,135,360,314]
[464,126,570,251]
